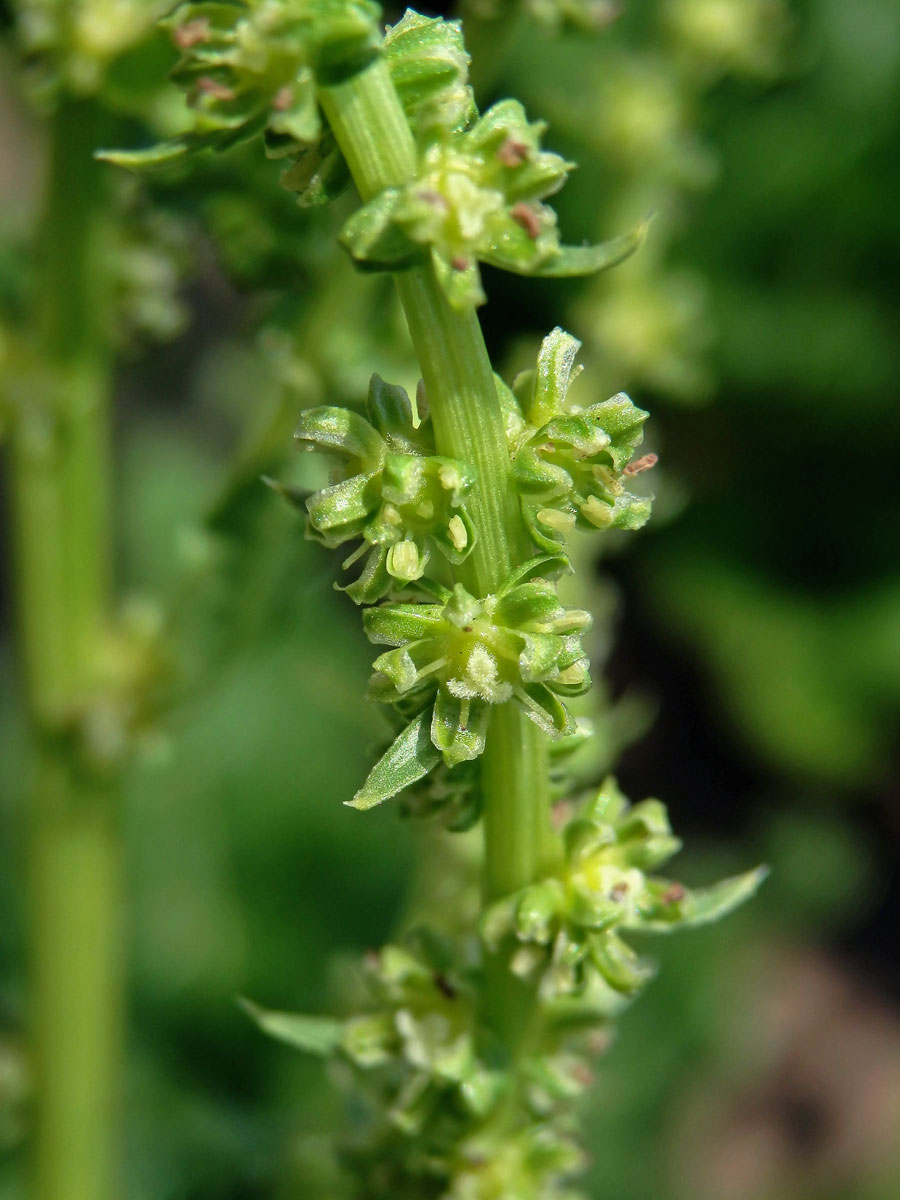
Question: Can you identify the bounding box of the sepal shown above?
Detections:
[283,374,478,601]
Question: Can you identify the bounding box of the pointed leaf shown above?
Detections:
[239,997,343,1056]
[512,220,648,279]
[632,866,769,933]
[350,709,441,810]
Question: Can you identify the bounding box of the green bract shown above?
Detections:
[284,373,477,603]
[504,328,656,550]
[353,555,592,807]
[483,777,768,1007]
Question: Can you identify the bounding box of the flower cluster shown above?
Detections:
[245,932,595,1200]
[101,8,472,205]
[503,328,657,550]
[287,372,476,603]
[341,97,572,308]
[483,777,768,1011]
[353,554,592,807]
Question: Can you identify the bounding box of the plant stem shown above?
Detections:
[320,58,561,1050]
[7,98,121,1200]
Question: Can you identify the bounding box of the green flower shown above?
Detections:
[483,777,768,1006]
[504,328,657,550]
[99,8,474,208]
[342,100,645,309]
[285,373,477,604]
[352,555,591,808]
[99,0,381,171]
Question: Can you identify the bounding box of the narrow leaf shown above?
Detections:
[349,709,441,810]
[632,866,770,933]
[493,220,648,279]
[239,997,343,1056]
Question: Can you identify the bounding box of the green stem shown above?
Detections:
[320,59,561,1050]
[7,99,121,1200]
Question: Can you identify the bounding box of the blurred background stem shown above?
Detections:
[7,98,122,1200]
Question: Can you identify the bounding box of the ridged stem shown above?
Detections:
[320,58,560,1052]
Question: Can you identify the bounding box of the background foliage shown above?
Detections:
[1,0,898,1197]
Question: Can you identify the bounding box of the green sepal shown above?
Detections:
[306,472,375,540]
[371,643,427,695]
[587,391,650,472]
[431,690,489,765]
[611,798,683,871]
[517,632,568,683]
[341,190,424,272]
[501,553,572,590]
[632,866,770,933]
[294,404,383,464]
[589,932,654,995]
[341,1011,396,1067]
[340,544,392,605]
[366,375,423,451]
[515,880,566,944]
[239,997,343,1056]
[512,446,573,497]
[530,326,582,428]
[493,580,570,631]
[363,603,445,646]
[515,681,574,738]
[432,250,486,310]
[349,709,441,810]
